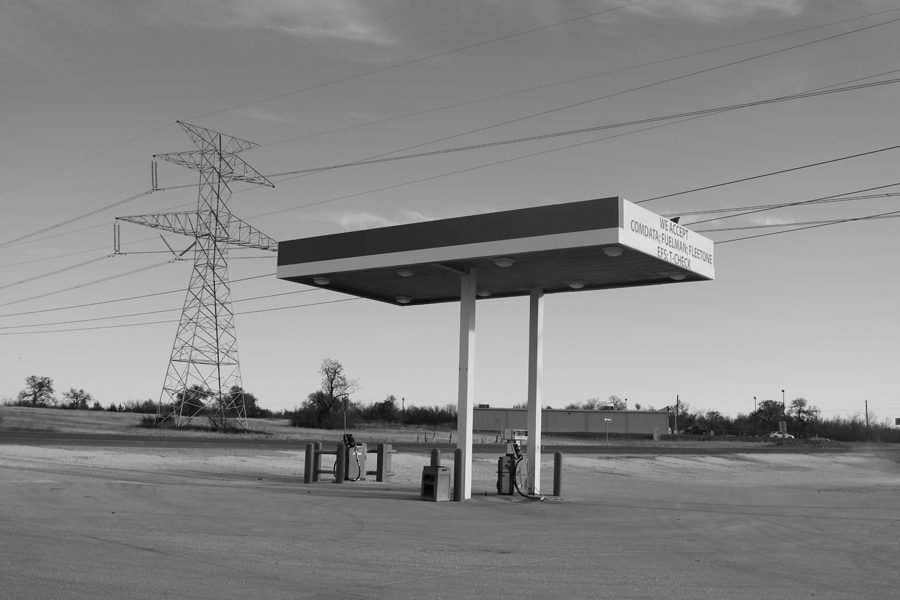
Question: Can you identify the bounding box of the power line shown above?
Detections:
[0,181,199,249]
[5,4,894,252]
[263,76,900,179]
[0,297,360,336]
[255,114,709,219]
[7,64,898,317]
[0,124,174,199]
[264,7,900,150]
[0,272,277,319]
[639,144,900,205]
[718,206,900,244]
[0,289,321,330]
[0,190,154,249]
[189,0,653,121]
[0,254,113,293]
[7,81,896,309]
[10,38,896,256]
[250,64,900,219]
[0,257,179,310]
[0,241,112,270]
[13,191,898,327]
[686,182,900,227]
[5,197,900,334]
[0,2,649,207]
[671,192,900,219]
[4,182,898,329]
[695,213,900,234]
[315,15,900,167]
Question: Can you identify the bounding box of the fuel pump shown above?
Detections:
[335,433,365,481]
[496,429,525,495]
[496,428,544,500]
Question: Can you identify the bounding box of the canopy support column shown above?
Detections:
[526,288,544,494]
[456,271,477,500]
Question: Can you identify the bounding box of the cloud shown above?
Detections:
[335,211,397,230]
[750,213,793,226]
[151,0,395,46]
[316,208,434,231]
[626,0,811,22]
[236,107,295,124]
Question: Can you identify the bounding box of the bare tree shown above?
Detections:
[17,376,56,407]
[307,358,359,416]
[63,388,94,410]
[788,397,820,433]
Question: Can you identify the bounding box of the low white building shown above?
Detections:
[474,407,668,436]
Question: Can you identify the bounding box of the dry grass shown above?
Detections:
[0,406,461,444]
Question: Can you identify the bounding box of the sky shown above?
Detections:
[2,0,900,423]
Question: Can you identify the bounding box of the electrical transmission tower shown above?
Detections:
[116,121,276,429]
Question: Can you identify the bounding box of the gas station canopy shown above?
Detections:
[277,196,714,301]
[276,195,715,501]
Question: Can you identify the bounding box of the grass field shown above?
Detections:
[0,405,837,449]
[0,405,458,443]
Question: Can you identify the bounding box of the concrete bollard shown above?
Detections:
[553,452,563,497]
[376,443,392,482]
[304,443,314,483]
[312,441,323,482]
[453,448,463,502]
[334,443,346,483]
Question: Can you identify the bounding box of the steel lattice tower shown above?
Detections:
[117,122,275,428]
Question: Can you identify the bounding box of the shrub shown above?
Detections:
[137,414,172,428]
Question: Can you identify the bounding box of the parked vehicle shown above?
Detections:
[769,431,794,439]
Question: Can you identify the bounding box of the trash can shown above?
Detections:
[421,465,451,501]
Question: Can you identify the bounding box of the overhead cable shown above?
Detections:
[309,15,900,167]
[265,7,900,149]
[718,207,900,244]
[667,192,900,219]
[685,182,900,227]
[0,190,154,248]
[639,144,900,204]
[0,254,113,293]
[695,213,900,234]
[0,2,650,203]
[265,76,900,179]
[0,258,179,310]
[0,289,319,330]
[0,272,276,319]
[189,0,653,121]
[0,298,360,336]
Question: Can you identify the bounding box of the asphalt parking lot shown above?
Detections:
[1,440,898,599]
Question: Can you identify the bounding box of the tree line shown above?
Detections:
[649,397,898,443]
[5,370,897,442]
[288,358,457,429]
[4,375,272,418]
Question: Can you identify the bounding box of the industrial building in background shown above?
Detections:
[474,407,669,437]
[115,122,276,429]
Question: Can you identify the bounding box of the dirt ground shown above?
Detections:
[1,441,898,599]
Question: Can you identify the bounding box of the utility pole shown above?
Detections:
[674,394,679,434]
[117,122,275,429]
[865,399,870,443]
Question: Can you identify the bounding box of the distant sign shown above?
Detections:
[620,199,715,279]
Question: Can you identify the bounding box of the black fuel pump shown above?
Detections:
[497,429,543,500]
[340,433,363,481]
